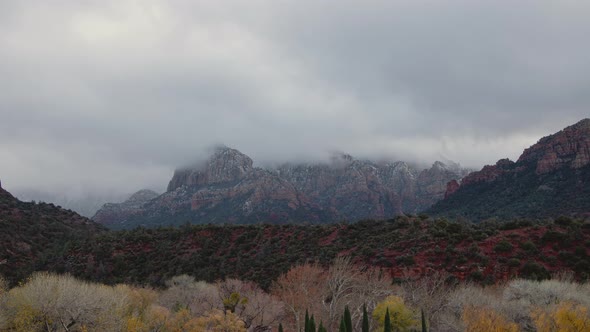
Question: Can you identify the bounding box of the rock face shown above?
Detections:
[94,147,469,229]
[92,189,159,226]
[430,119,590,220]
[518,119,590,174]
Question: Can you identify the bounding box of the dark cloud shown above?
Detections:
[1,0,589,198]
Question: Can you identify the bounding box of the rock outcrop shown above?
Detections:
[94,147,469,229]
[518,118,590,174]
[431,119,590,220]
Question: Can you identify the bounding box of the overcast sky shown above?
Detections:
[1,0,589,197]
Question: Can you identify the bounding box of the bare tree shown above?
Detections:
[0,272,128,331]
[159,274,220,316]
[399,271,456,329]
[271,263,327,332]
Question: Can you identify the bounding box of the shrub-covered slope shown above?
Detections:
[0,182,106,283]
[55,216,590,289]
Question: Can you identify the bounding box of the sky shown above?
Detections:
[1,0,590,198]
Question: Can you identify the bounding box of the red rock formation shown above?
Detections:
[432,118,590,219]
[94,147,469,228]
[518,118,590,174]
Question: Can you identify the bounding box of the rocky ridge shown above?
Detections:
[430,119,590,220]
[93,148,470,229]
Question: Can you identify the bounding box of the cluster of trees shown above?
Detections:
[1,259,590,331]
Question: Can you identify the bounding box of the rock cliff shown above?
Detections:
[430,119,590,220]
[94,147,469,228]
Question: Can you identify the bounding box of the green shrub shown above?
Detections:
[494,240,513,253]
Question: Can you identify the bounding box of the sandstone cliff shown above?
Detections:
[430,119,590,220]
[94,147,469,229]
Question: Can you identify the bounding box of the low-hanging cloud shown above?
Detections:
[1,0,589,198]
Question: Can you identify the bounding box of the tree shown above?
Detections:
[339,317,347,332]
[318,321,327,332]
[362,304,369,332]
[532,302,590,332]
[193,309,247,332]
[421,309,427,332]
[271,263,326,332]
[309,314,316,332]
[159,275,219,315]
[384,308,392,332]
[278,322,284,332]
[462,306,519,332]
[0,272,128,331]
[399,271,455,329]
[344,305,352,332]
[373,296,417,332]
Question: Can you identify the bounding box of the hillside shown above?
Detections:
[0,181,106,283]
[429,119,590,220]
[94,148,469,229]
[55,216,590,289]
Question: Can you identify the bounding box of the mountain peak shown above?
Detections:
[167,146,254,191]
[518,119,590,174]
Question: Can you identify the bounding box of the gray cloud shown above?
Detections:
[1,0,589,198]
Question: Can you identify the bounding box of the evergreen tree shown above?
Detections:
[309,315,316,332]
[421,309,428,332]
[318,321,327,332]
[278,323,284,332]
[362,303,370,332]
[305,309,310,332]
[344,305,353,332]
[339,317,347,332]
[384,307,392,332]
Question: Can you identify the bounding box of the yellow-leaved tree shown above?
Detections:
[462,306,519,332]
[372,295,417,331]
[532,302,590,332]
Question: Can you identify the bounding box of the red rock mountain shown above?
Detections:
[93,148,469,229]
[430,119,590,220]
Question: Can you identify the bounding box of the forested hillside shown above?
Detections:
[45,216,590,290]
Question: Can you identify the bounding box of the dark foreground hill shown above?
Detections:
[0,181,106,283]
[93,148,470,229]
[429,119,590,220]
[55,216,590,290]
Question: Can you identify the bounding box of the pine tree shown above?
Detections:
[362,303,370,332]
[384,307,392,332]
[344,305,353,332]
[305,309,310,332]
[278,323,284,332]
[318,321,327,332]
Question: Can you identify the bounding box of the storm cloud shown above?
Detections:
[1,0,589,197]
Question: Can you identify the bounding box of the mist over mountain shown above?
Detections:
[2,1,590,204]
[93,148,470,229]
[11,189,129,218]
